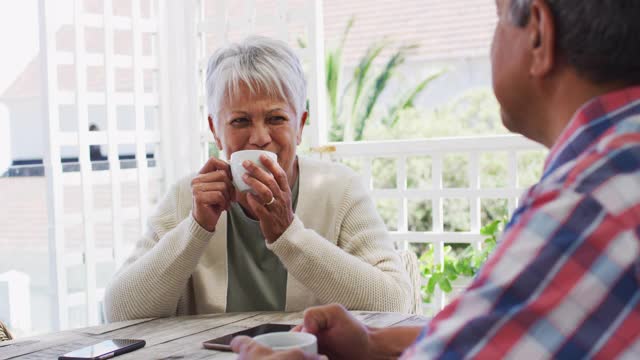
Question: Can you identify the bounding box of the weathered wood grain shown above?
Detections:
[2,311,422,359]
[0,332,95,360]
[357,311,415,328]
[391,315,430,327]
[78,318,158,336]
[92,312,261,347]
[116,312,305,359]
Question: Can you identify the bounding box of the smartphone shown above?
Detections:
[202,323,295,351]
[58,339,146,360]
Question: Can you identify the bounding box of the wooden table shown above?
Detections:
[0,311,428,359]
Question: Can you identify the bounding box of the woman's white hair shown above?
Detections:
[205,36,307,122]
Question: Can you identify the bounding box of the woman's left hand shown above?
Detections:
[242,154,294,243]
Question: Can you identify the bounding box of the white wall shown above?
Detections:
[2,97,145,162]
[0,270,32,336]
[3,97,43,161]
[0,102,10,172]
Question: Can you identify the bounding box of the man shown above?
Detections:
[232,0,640,358]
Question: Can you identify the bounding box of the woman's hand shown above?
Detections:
[191,157,235,232]
[242,154,294,243]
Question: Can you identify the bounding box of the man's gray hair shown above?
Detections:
[509,0,532,26]
[507,0,640,85]
[205,36,307,120]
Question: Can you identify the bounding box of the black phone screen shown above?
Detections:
[59,339,145,359]
[206,323,295,346]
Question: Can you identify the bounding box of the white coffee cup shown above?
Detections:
[229,150,278,193]
[253,332,317,354]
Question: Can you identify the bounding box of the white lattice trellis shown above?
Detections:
[194,0,327,159]
[39,0,164,330]
[323,135,545,312]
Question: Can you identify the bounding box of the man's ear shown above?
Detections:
[208,116,223,150]
[296,111,308,145]
[528,0,556,77]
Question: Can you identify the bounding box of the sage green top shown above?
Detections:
[225,178,300,312]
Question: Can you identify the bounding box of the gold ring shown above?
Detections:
[265,196,276,206]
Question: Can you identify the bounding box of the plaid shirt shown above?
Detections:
[402,86,640,359]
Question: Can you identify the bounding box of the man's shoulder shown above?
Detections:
[569,123,640,192]
[530,120,640,223]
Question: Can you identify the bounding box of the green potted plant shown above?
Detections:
[419,218,506,305]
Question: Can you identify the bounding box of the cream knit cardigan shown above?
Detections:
[104,157,412,321]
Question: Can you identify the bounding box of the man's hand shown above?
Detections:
[231,336,325,360]
[295,304,372,360]
[191,157,235,232]
[297,304,421,360]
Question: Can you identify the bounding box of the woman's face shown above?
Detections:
[210,82,307,182]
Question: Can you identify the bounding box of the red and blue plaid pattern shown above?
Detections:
[402,86,640,359]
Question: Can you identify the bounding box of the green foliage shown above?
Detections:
[443,198,470,232]
[420,218,507,303]
[443,154,469,188]
[372,158,397,189]
[348,41,387,129]
[321,18,548,308]
[208,143,220,158]
[480,152,508,188]
[408,200,432,232]
[518,150,547,188]
[354,45,415,141]
[369,88,536,236]
[364,88,507,140]
[325,18,442,141]
[406,156,432,189]
[326,16,354,140]
[375,199,400,231]
[384,71,444,128]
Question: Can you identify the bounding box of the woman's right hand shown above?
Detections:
[191,157,235,232]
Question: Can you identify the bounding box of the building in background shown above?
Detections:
[1,0,495,167]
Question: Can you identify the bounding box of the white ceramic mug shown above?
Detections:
[253,332,317,354]
[229,150,278,193]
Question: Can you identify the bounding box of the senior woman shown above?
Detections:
[104,36,411,321]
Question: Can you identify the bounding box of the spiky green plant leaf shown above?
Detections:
[325,16,355,141]
[439,277,453,293]
[383,70,444,127]
[343,41,388,140]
